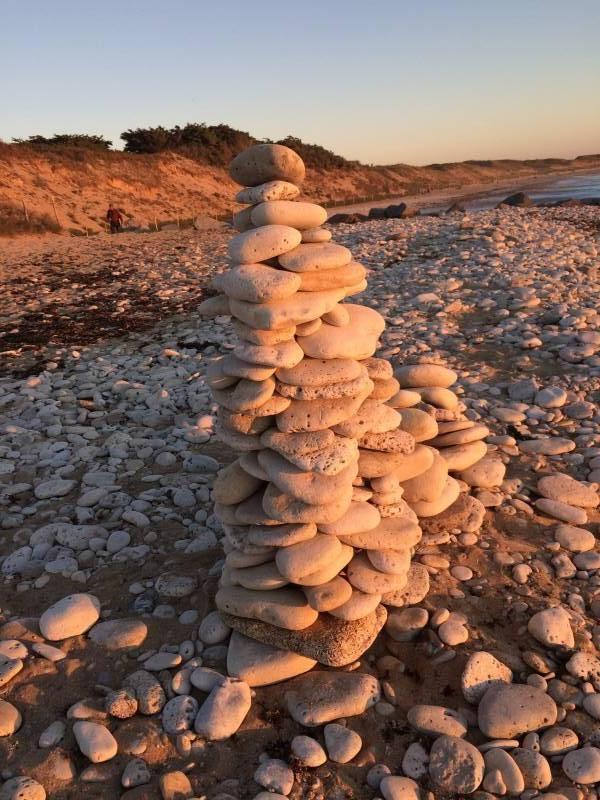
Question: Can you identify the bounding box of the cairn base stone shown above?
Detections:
[221,604,387,667]
[419,492,486,537]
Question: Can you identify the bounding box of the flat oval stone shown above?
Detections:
[275,534,343,581]
[215,585,318,630]
[339,518,421,551]
[247,522,317,547]
[299,305,385,360]
[214,263,301,302]
[396,364,457,388]
[229,225,301,264]
[285,671,380,726]
[235,339,304,368]
[439,440,488,471]
[318,501,381,536]
[292,544,353,587]
[251,201,327,230]
[409,476,460,517]
[88,619,147,650]
[478,684,557,738]
[291,735,327,766]
[236,180,300,204]
[554,524,596,552]
[367,548,410,576]
[278,357,362,387]
[393,445,435,481]
[402,451,448,503]
[328,589,382,621]
[303,577,353,611]
[537,474,599,508]
[229,288,346,330]
[359,449,415,479]
[40,594,100,641]
[299,261,366,292]
[408,705,468,738]
[428,735,484,794]
[347,553,408,594]
[259,449,357,505]
[230,561,288,591]
[229,143,305,187]
[279,242,352,272]
[213,460,264,506]
[430,424,489,447]
[213,376,276,413]
[262,482,353,524]
[227,631,316,687]
[276,393,368,433]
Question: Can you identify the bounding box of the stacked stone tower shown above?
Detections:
[201,143,493,675]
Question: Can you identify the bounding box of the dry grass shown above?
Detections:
[0,201,61,236]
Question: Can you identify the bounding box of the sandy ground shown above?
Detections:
[1,207,600,798]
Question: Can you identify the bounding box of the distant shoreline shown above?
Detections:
[326,165,600,217]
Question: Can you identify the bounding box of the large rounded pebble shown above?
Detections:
[428,734,484,794]
[539,725,578,755]
[367,764,392,789]
[535,498,587,525]
[438,617,469,646]
[229,143,305,186]
[254,758,294,795]
[0,700,22,736]
[121,758,151,788]
[198,611,231,645]
[0,777,46,800]
[478,684,557,738]
[402,741,429,779]
[483,748,524,794]
[161,695,198,735]
[88,619,147,650]
[511,747,552,790]
[562,746,600,784]
[39,720,66,747]
[528,606,574,649]
[379,776,421,800]
[291,735,327,767]
[461,651,513,704]
[407,704,467,737]
[194,679,251,740]
[324,723,362,763]
[39,593,100,640]
[73,720,118,763]
[554,524,596,553]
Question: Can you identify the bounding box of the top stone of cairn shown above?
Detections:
[229,143,306,187]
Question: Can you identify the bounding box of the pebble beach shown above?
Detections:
[1,200,600,799]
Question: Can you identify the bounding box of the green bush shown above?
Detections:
[12,134,112,149]
[120,123,359,169]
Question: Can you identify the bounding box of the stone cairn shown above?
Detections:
[200,143,494,673]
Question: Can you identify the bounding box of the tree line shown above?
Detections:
[10,124,359,170]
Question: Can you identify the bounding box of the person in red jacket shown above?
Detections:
[106,204,124,233]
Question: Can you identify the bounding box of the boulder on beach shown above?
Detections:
[497,191,535,207]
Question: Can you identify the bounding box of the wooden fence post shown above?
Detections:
[50,196,61,228]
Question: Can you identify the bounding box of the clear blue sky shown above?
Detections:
[1,0,598,165]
